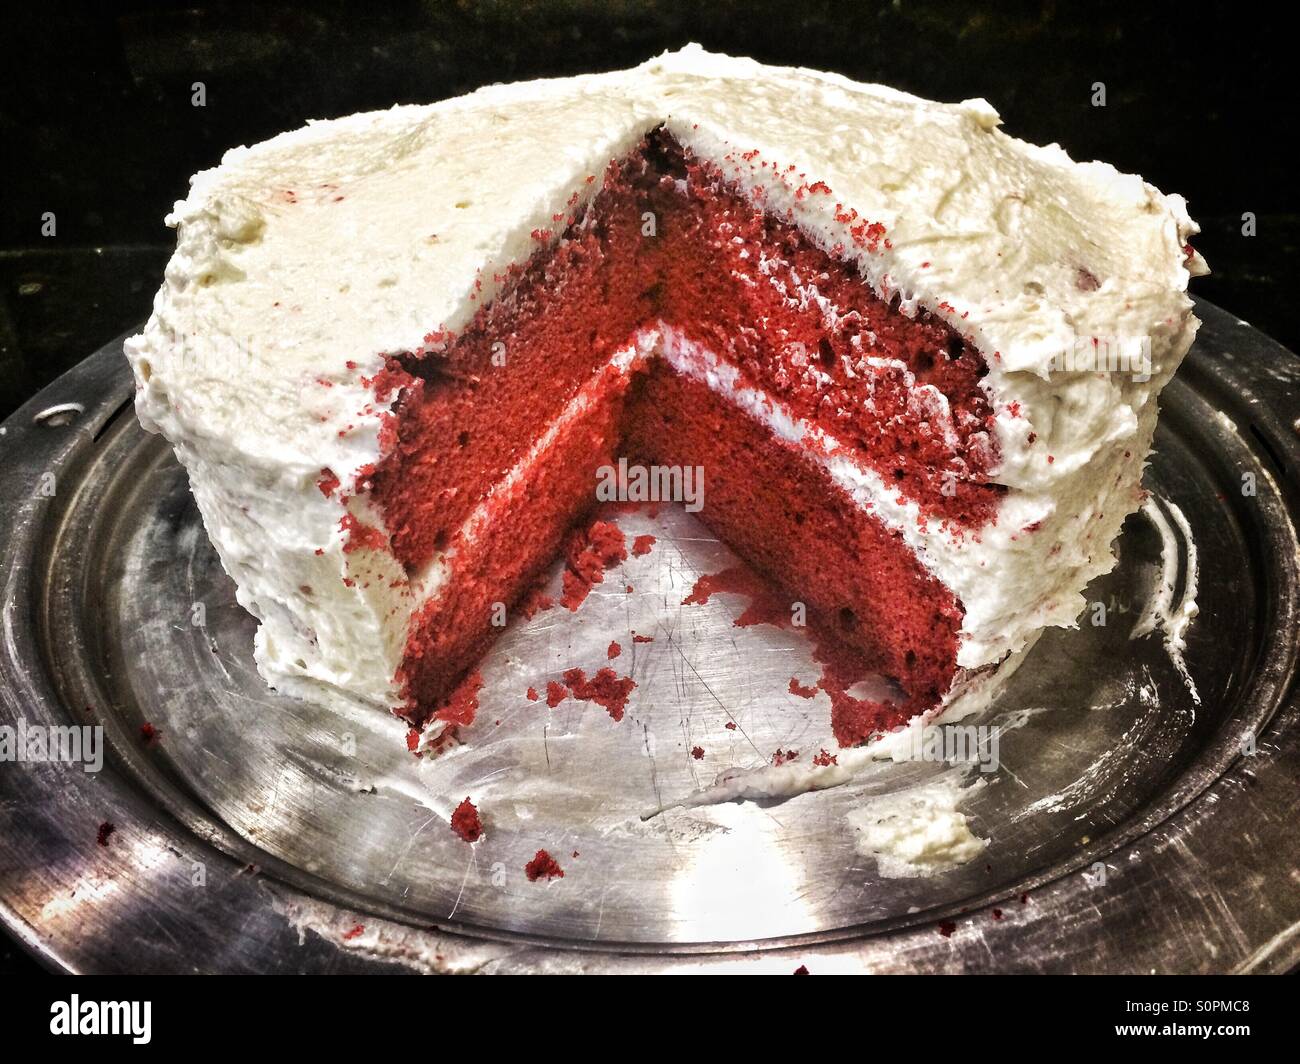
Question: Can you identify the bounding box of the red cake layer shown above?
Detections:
[398,363,634,719]
[625,363,962,745]
[372,129,998,739]
[639,134,1002,528]
[372,131,999,574]
[369,179,650,573]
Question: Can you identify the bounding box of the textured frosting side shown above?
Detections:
[126,45,1205,706]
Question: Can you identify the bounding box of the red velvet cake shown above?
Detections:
[126,47,1205,751]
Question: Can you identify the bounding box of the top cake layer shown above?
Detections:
[128,45,1204,493]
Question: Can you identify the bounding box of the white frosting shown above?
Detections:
[1131,496,1201,704]
[846,774,988,878]
[126,45,1203,715]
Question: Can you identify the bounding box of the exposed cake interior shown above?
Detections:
[365,130,998,744]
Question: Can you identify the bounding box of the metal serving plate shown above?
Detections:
[1,299,1297,973]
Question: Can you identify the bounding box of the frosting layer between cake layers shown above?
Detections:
[125,45,1205,728]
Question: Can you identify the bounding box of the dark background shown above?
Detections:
[2,0,1297,424]
[0,0,1294,973]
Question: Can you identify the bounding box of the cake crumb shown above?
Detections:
[519,579,555,619]
[788,677,818,699]
[560,519,627,610]
[451,798,483,843]
[560,667,636,722]
[683,566,790,628]
[525,849,565,882]
[607,640,622,659]
[96,821,115,847]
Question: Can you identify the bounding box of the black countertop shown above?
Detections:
[1,1,1295,975]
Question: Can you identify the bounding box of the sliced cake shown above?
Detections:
[125,46,1206,748]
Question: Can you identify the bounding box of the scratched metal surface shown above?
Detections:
[0,299,1297,973]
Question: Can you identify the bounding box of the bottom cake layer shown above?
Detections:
[397,333,966,746]
[399,355,642,718]
[624,363,962,746]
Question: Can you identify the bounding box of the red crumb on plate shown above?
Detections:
[559,667,636,722]
[682,566,791,628]
[519,578,555,619]
[525,849,565,882]
[451,798,483,843]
